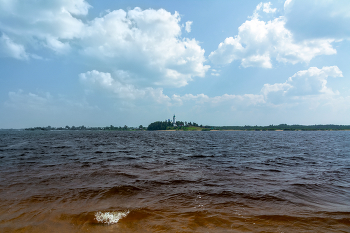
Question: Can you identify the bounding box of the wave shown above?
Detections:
[95,210,129,224]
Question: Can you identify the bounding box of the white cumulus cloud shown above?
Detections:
[0,0,89,55]
[79,8,208,87]
[209,2,337,68]
[0,1,209,87]
[261,66,343,105]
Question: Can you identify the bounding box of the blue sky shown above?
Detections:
[1,0,350,128]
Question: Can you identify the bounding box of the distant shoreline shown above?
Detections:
[158,129,350,132]
[147,122,350,131]
[5,124,350,131]
[2,129,350,132]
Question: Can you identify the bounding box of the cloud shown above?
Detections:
[45,36,71,54]
[241,53,272,68]
[262,2,277,13]
[185,21,192,33]
[79,70,171,104]
[251,2,277,19]
[210,69,220,76]
[284,0,293,10]
[0,1,209,87]
[79,8,209,87]
[261,82,292,96]
[284,0,350,40]
[262,66,343,105]
[79,66,345,115]
[209,2,337,68]
[5,89,52,110]
[0,0,89,55]
[0,34,28,60]
[172,93,265,108]
[79,70,267,109]
[287,66,342,96]
[169,66,344,113]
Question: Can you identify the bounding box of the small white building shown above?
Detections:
[173,114,176,127]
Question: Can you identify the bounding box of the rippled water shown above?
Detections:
[0,130,349,232]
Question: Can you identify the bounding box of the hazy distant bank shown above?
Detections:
[10,123,350,131]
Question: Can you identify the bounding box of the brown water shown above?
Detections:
[0,130,349,232]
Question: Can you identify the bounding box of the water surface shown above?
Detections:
[0,131,349,232]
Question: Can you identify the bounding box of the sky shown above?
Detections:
[1,0,350,128]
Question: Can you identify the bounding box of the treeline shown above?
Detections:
[24,125,145,131]
[147,120,202,130]
[205,124,350,131]
[147,121,173,130]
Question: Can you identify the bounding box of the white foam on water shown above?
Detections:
[95,210,129,224]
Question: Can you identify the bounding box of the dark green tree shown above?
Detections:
[147,121,168,130]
